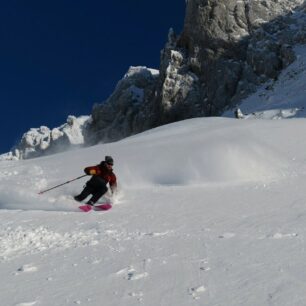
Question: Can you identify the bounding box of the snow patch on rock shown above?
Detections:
[1,115,89,160]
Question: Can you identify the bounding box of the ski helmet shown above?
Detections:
[105,156,114,165]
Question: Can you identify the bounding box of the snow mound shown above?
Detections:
[0,117,294,212]
[116,118,289,188]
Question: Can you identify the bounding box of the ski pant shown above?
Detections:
[76,176,108,204]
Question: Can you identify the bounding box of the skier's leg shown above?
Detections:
[74,183,94,202]
[86,181,108,205]
[87,188,107,204]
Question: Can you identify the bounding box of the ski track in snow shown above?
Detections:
[16,263,38,273]
[0,220,177,263]
[0,225,100,261]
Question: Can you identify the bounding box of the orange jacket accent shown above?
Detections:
[84,162,117,190]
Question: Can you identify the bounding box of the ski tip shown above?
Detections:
[79,205,93,212]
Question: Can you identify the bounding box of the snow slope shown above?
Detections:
[1,117,306,305]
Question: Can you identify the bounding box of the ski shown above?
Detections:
[78,202,112,212]
[94,203,112,211]
[79,204,93,212]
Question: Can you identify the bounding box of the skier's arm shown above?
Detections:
[84,166,100,175]
[109,174,117,194]
[110,183,117,194]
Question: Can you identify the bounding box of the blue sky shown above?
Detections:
[0,0,185,154]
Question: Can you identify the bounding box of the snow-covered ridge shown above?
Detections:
[223,44,306,119]
[1,115,90,160]
[123,66,159,79]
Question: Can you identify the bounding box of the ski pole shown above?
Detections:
[38,174,87,195]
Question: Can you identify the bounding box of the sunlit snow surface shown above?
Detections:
[4,42,306,306]
[2,117,306,305]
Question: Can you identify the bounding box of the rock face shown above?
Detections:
[88,0,306,145]
[163,0,305,116]
[86,66,159,144]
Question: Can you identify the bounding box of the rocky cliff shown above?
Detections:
[88,0,306,145]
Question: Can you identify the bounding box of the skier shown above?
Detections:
[74,156,117,205]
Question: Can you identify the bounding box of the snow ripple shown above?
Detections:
[0,226,99,261]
